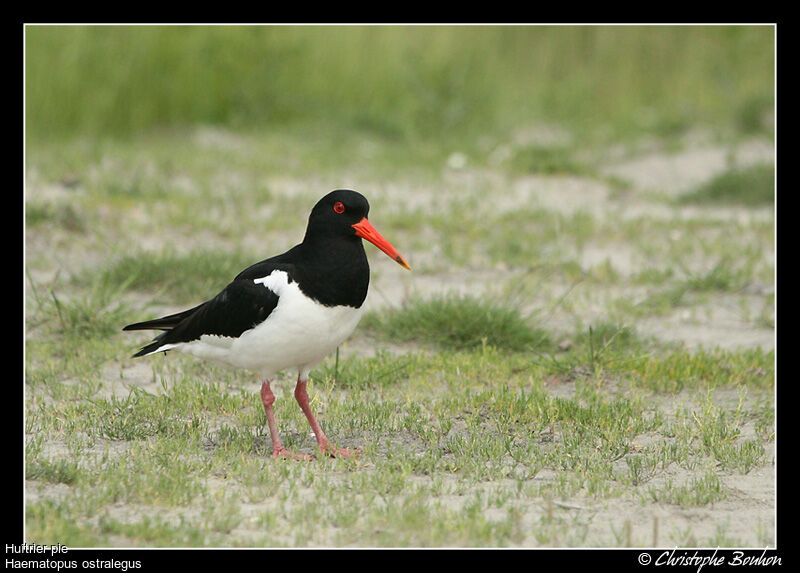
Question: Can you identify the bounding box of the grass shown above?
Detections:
[362,294,551,352]
[24,156,774,547]
[23,127,775,544]
[679,163,774,206]
[25,25,774,143]
[24,342,774,546]
[24,25,774,548]
[646,470,727,506]
[75,250,258,305]
[507,144,591,175]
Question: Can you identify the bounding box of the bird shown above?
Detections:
[123,189,410,460]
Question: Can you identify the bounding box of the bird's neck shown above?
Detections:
[295,235,370,308]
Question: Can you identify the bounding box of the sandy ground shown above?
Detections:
[25,129,775,547]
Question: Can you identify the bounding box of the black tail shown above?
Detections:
[123,304,203,332]
[131,335,170,358]
[124,304,203,357]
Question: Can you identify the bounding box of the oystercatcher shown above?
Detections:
[123,189,410,460]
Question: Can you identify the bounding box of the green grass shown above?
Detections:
[24,127,775,545]
[363,295,551,352]
[646,470,727,506]
[508,144,591,175]
[679,164,774,206]
[76,249,257,305]
[24,343,774,546]
[26,266,134,342]
[573,322,643,354]
[26,25,774,143]
[26,201,88,233]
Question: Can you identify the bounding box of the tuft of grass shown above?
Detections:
[679,164,774,206]
[626,253,763,317]
[627,348,774,393]
[736,94,773,135]
[683,256,755,292]
[27,268,134,340]
[647,470,727,506]
[507,144,590,175]
[26,201,87,233]
[26,457,81,485]
[76,249,256,304]
[573,322,643,354]
[363,294,551,352]
[533,322,650,379]
[316,350,415,390]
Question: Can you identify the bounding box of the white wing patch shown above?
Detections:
[253,270,290,294]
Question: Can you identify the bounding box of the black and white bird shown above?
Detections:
[123,189,410,460]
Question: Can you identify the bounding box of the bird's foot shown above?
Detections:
[318,441,361,459]
[272,447,313,461]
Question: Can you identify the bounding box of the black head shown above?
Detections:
[304,189,370,240]
[304,189,410,270]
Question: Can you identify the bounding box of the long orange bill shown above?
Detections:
[352,217,411,270]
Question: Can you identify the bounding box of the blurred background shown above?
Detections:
[25,25,774,146]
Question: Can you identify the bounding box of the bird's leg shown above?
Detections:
[294,376,360,459]
[260,381,312,461]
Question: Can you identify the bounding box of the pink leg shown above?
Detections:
[260,381,312,461]
[294,377,360,459]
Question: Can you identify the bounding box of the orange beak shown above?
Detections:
[352,217,411,270]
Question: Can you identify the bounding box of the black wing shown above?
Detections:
[126,276,282,358]
[233,246,300,282]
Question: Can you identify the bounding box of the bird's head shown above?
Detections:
[306,189,410,270]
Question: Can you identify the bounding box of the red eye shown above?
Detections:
[333,202,345,214]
